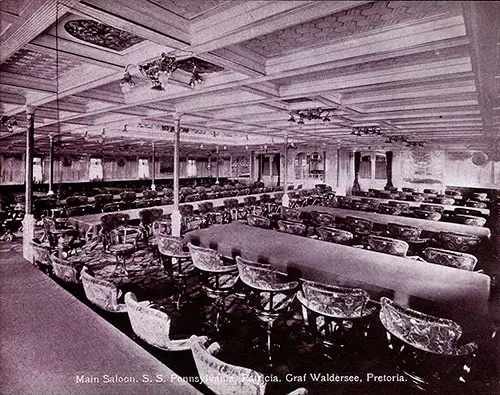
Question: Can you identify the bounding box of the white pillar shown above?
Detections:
[171,114,182,237]
[23,107,36,262]
[282,132,290,207]
[215,145,220,184]
[151,141,156,191]
[47,134,55,196]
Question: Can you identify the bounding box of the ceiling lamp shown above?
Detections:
[188,64,204,88]
[385,135,425,147]
[0,115,17,132]
[351,126,382,136]
[119,65,136,93]
[288,108,336,123]
[131,52,205,91]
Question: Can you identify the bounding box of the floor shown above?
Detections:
[1,222,499,395]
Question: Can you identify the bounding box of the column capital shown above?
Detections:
[25,105,36,115]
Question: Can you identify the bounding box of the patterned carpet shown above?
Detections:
[2,227,500,395]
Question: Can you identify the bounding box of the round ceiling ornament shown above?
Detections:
[471,151,488,166]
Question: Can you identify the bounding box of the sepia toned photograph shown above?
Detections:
[0,1,499,394]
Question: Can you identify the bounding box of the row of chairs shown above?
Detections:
[246,208,481,271]
[335,197,488,226]
[363,188,491,208]
[31,214,487,393]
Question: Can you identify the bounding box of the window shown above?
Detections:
[138,158,150,179]
[375,154,387,179]
[186,159,197,178]
[359,155,372,179]
[33,157,43,184]
[89,157,103,181]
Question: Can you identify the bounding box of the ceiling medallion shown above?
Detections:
[288,108,336,124]
[65,20,144,51]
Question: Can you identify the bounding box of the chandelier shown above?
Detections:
[0,115,17,132]
[119,53,205,92]
[288,108,336,124]
[385,135,425,147]
[351,126,382,136]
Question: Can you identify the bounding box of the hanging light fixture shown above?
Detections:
[351,126,382,136]
[129,52,205,91]
[188,63,204,89]
[0,116,17,132]
[288,108,336,123]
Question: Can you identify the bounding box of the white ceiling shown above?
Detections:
[0,0,499,156]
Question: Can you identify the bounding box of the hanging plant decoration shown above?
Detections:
[117,156,126,167]
[471,151,488,166]
[62,155,72,167]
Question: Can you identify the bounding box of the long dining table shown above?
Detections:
[301,205,491,239]
[355,196,490,216]
[184,222,491,315]
[68,192,278,240]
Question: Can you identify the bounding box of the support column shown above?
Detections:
[23,107,36,262]
[282,132,290,207]
[151,141,156,191]
[171,114,182,237]
[352,151,361,195]
[322,149,327,183]
[215,146,220,184]
[385,150,394,189]
[47,134,55,196]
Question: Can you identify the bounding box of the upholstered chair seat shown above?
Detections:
[50,253,81,284]
[30,239,52,272]
[350,199,369,211]
[453,214,486,227]
[190,336,308,395]
[277,220,307,236]
[100,213,140,275]
[367,235,409,257]
[157,234,195,310]
[80,267,126,312]
[360,198,380,212]
[316,226,353,245]
[465,200,487,209]
[247,214,271,229]
[433,197,455,205]
[454,208,483,217]
[309,211,335,228]
[236,256,298,363]
[420,204,445,214]
[438,231,481,253]
[388,200,411,214]
[386,223,429,254]
[188,243,239,332]
[413,209,442,221]
[379,297,478,390]
[125,292,196,351]
[422,247,477,271]
[297,281,376,350]
[139,208,164,247]
[198,201,218,228]
[345,216,373,244]
[378,203,401,216]
[280,206,302,222]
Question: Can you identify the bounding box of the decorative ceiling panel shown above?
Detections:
[64,20,144,51]
[242,1,457,57]
[149,0,229,20]
[0,48,83,80]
